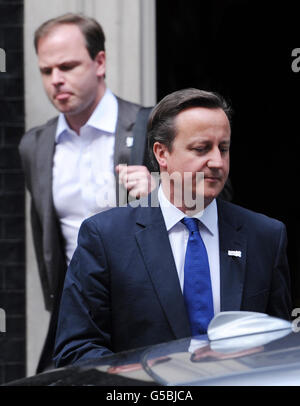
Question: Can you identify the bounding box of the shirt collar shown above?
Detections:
[55,88,118,142]
[158,185,218,235]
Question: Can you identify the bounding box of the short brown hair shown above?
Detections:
[147,88,232,171]
[34,13,105,59]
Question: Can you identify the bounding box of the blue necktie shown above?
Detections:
[181,217,214,336]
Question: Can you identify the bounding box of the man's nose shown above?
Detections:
[207,148,224,168]
[51,68,64,86]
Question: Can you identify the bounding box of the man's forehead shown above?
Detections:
[174,107,231,133]
[37,24,86,54]
[176,106,229,120]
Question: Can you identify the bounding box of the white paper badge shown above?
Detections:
[228,250,242,258]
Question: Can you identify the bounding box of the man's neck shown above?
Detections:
[65,85,106,134]
[161,181,210,216]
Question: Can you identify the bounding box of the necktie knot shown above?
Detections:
[181,217,199,234]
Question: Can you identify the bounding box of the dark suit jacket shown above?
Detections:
[19,97,153,372]
[53,196,292,368]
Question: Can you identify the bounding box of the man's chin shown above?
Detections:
[202,189,221,207]
[51,100,70,112]
[204,183,224,198]
[51,98,77,114]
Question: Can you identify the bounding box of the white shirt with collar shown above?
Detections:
[158,185,221,315]
[53,88,118,264]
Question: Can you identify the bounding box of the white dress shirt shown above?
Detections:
[158,185,221,315]
[53,88,118,264]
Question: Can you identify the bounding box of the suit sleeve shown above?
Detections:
[19,131,54,310]
[53,218,113,367]
[267,223,292,320]
[30,198,55,310]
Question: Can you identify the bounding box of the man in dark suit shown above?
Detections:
[19,13,154,373]
[53,88,292,367]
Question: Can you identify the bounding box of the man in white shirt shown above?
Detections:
[53,88,291,367]
[19,13,155,372]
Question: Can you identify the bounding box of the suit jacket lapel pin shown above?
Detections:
[126,136,134,148]
[228,250,242,258]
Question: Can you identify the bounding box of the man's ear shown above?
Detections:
[94,50,106,77]
[153,142,169,169]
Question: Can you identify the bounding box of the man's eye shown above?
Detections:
[194,147,207,153]
[41,68,51,75]
[60,65,72,71]
[60,64,77,71]
[220,146,230,153]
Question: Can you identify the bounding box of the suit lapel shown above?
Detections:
[217,200,247,311]
[114,98,135,168]
[129,107,152,166]
[35,118,57,219]
[135,203,191,339]
[35,118,61,283]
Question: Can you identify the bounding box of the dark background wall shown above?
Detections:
[156,0,300,308]
[0,0,25,384]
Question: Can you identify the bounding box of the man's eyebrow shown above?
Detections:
[187,137,211,145]
[188,138,230,145]
[58,60,80,66]
[39,60,80,70]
